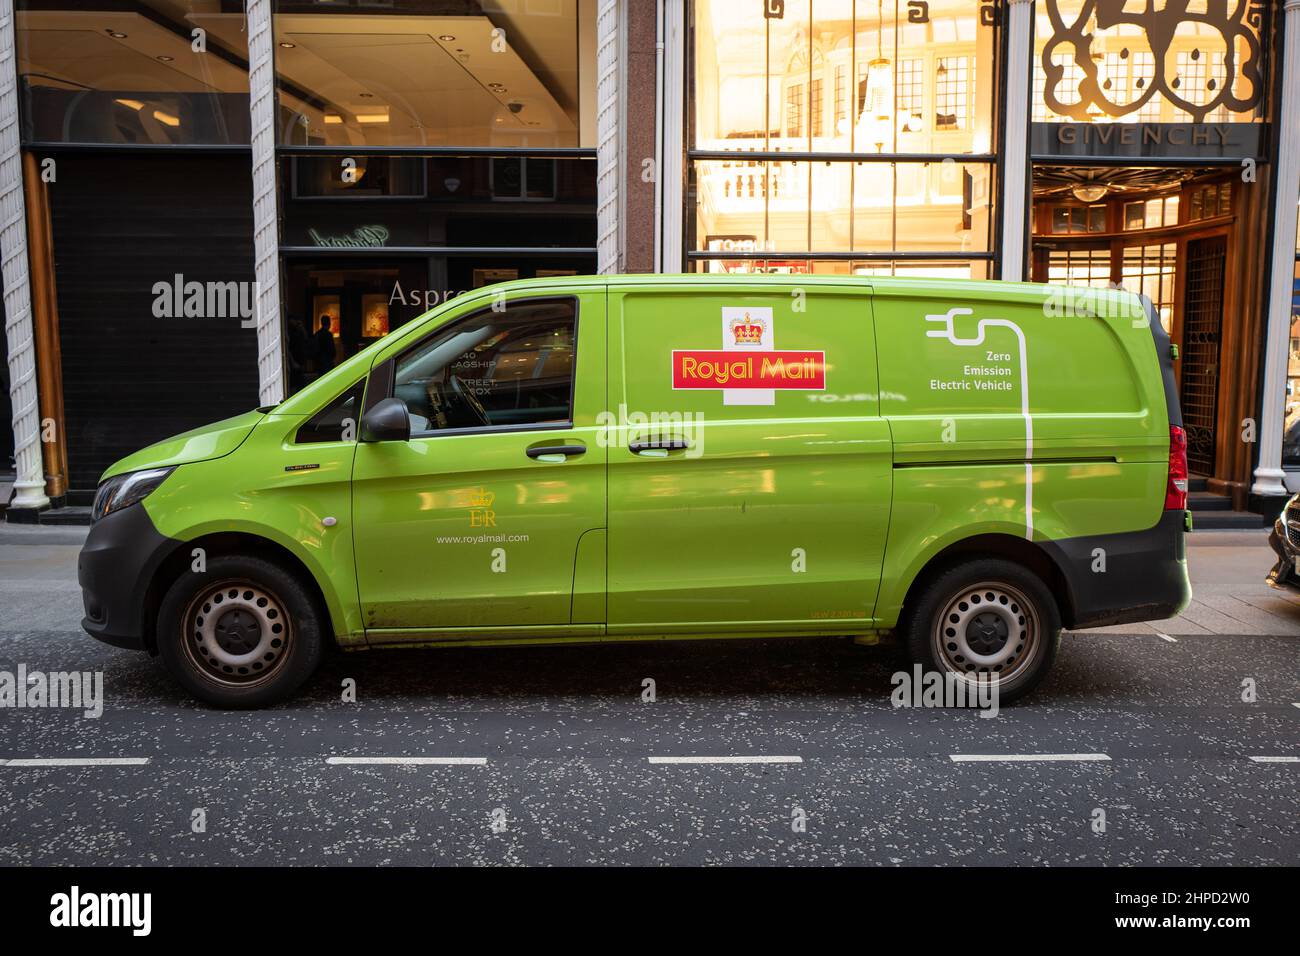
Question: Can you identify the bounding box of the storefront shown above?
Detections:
[1027,0,1276,506]
[674,0,1298,515]
[3,0,604,503]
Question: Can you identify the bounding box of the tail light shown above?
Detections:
[1165,425,1188,511]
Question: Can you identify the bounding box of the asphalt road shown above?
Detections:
[0,526,1296,866]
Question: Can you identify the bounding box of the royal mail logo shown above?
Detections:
[729,311,768,347]
[670,306,827,406]
[672,350,826,390]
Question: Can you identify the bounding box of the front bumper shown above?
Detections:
[78,503,179,651]
[1265,517,1300,593]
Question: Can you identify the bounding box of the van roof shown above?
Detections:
[480,272,1140,308]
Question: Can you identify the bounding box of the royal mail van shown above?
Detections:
[78,275,1191,707]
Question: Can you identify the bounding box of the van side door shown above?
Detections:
[605,282,892,633]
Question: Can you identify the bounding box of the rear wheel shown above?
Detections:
[157,555,323,708]
[903,558,1061,703]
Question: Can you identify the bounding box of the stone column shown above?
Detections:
[999,0,1034,281]
[0,0,49,511]
[1251,0,1300,498]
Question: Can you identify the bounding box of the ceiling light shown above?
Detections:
[279,42,296,49]
[438,35,456,41]
[1071,183,1109,203]
[152,109,180,127]
[356,113,389,125]
[114,98,144,111]
[323,114,342,125]
[156,55,173,61]
[106,30,127,39]
[358,92,373,99]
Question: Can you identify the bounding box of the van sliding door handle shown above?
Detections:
[526,443,587,460]
[629,438,691,454]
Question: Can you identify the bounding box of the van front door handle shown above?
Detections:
[526,443,587,461]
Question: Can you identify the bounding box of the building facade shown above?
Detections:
[4,0,1300,520]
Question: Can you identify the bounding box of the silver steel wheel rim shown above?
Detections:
[182,580,292,687]
[931,580,1040,685]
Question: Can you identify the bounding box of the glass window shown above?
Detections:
[691,0,997,154]
[1286,262,1300,466]
[392,298,576,435]
[689,0,998,273]
[1047,248,1112,289]
[273,2,593,148]
[1120,243,1177,333]
[15,1,251,144]
[692,158,993,258]
[296,380,365,444]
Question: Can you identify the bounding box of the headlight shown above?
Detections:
[91,467,175,522]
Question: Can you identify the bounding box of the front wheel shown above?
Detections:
[156,555,324,708]
[902,558,1061,704]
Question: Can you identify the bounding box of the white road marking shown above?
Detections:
[1292,703,1300,709]
[1157,632,1178,643]
[949,753,1111,763]
[648,755,803,765]
[1248,756,1300,763]
[0,757,150,767]
[324,756,487,766]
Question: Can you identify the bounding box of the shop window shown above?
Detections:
[1122,196,1179,231]
[490,157,557,201]
[692,159,994,259]
[392,298,576,435]
[1052,205,1105,235]
[292,156,426,199]
[786,83,804,139]
[833,66,847,130]
[1047,248,1111,289]
[897,59,924,134]
[15,0,251,145]
[1120,243,1177,333]
[273,4,592,148]
[1285,262,1300,467]
[934,57,970,131]
[688,0,997,273]
[1187,183,1231,223]
[295,380,366,444]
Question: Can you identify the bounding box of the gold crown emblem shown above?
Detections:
[469,487,496,509]
[731,313,764,345]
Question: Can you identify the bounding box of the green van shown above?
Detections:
[78,275,1191,707]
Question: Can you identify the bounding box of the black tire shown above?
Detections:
[902,558,1061,704]
[156,554,323,708]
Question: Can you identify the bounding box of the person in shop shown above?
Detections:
[313,315,336,374]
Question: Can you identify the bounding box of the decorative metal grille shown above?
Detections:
[1180,237,1227,475]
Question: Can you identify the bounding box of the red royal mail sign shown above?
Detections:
[672,349,826,390]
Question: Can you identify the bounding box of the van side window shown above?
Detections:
[295,380,365,444]
[392,297,576,435]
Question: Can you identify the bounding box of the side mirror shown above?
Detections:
[359,397,411,443]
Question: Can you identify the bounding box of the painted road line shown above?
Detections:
[1292,703,1300,709]
[0,757,150,767]
[648,755,803,765]
[949,753,1111,763]
[325,756,488,766]
[1248,756,1300,763]
[1157,632,1178,643]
